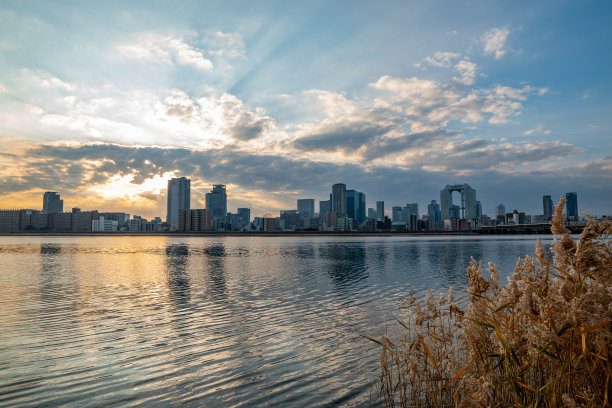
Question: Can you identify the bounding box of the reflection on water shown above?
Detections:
[0,235,551,407]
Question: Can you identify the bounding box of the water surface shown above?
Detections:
[0,235,552,407]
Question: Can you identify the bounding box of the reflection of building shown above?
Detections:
[332,183,347,216]
[565,192,578,221]
[167,177,190,229]
[43,192,63,213]
[543,195,554,221]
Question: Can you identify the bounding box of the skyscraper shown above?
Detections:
[166,177,190,228]
[440,184,476,220]
[392,206,403,222]
[297,199,315,226]
[376,201,384,220]
[332,183,347,216]
[42,192,63,213]
[319,200,331,218]
[205,185,228,221]
[565,192,578,221]
[357,192,366,223]
[237,208,251,226]
[543,195,554,221]
[495,204,506,217]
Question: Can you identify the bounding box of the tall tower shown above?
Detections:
[166,177,190,228]
[332,183,347,216]
[565,192,578,221]
[43,192,63,213]
[440,184,476,220]
[376,201,384,220]
[205,185,228,220]
[543,195,554,220]
[297,199,315,223]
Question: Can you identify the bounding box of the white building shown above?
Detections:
[92,216,118,231]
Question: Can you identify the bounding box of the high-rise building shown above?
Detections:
[440,184,476,220]
[42,192,63,213]
[237,208,251,226]
[166,177,190,228]
[205,184,227,221]
[543,195,554,221]
[392,206,403,222]
[332,183,347,216]
[319,200,331,219]
[357,192,366,223]
[427,200,442,230]
[297,199,315,222]
[475,201,482,219]
[367,208,376,219]
[495,204,506,217]
[346,190,357,220]
[565,192,578,221]
[405,203,418,218]
[376,201,384,220]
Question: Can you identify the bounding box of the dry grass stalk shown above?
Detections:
[371,197,612,407]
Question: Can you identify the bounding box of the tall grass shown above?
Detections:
[370,197,611,407]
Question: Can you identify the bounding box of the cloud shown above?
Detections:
[481,27,510,59]
[21,68,74,91]
[12,75,274,146]
[0,141,607,218]
[201,31,246,59]
[523,124,551,136]
[416,51,461,69]
[370,75,540,125]
[116,32,213,71]
[453,60,476,85]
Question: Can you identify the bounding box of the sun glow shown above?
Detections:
[88,171,175,200]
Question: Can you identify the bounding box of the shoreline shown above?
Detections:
[0,230,553,237]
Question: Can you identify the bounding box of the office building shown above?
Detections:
[297,199,315,225]
[319,200,331,219]
[368,207,376,219]
[427,200,442,230]
[440,184,476,220]
[475,201,482,219]
[166,177,190,228]
[332,183,347,216]
[43,192,63,213]
[392,206,403,222]
[237,208,251,226]
[206,184,227,229]
[376,201,384,220]
[92,215,118,231]
[496,204,506,217]
[565,192,578,221]
[543,195,554,221]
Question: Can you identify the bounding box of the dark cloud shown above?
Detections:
[293,122,394,153]
[1,143,610,216]
[225,111,270,141]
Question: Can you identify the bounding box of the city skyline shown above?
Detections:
[0,1,611,218]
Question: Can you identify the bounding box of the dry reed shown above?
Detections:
[369,197,612,407]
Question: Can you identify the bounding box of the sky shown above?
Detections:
[0,0,611,219]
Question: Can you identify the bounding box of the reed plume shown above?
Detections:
[370,197,612,407]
